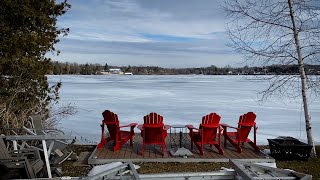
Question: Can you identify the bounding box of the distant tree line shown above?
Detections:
[49,61,103,75]
[49,61,320,75]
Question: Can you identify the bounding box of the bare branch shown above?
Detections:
[224,0,320,156]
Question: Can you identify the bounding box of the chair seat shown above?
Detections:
[222,112,259,153]
[31,159,44,175]
[226,130,251,143]
[191,132,200,141]
[226,132,237,137]
[119,131,131,139]
[140,130,168,143]
[140,113,169,156]
[98,110,137,151]
[0,138,44,178]
[187,113,224,156]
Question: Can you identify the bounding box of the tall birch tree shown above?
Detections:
[224,0,320,156]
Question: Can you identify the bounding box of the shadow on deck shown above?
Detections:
[88,133,273,164]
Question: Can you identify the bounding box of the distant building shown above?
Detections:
[109,68,123,74]
[100,68,124,75]
[100,71,110,75]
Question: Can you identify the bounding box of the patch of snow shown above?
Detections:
[87,162,123,176]
[61,177,72,180]
[87,162,140,176]
[220,167,235,171]
[254,162,277,168]
[262,149,271,155]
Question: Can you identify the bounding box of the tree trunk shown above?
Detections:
[288,0,316,157]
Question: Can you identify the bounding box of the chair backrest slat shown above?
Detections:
[238,112,256,141]
[102,110,120,140]
[143,113,165,143]
[144,112,163,125]
[30,115,45,135]
[102,110,119,123]
[0,137,10,158]
[200,113,221,143]
[202,112,220,125]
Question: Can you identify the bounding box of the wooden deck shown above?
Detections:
[88,133,273,164]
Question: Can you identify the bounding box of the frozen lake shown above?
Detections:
[48,75,320,145]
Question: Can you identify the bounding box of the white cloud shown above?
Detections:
[53,0,241,67]
[60,0,226,41]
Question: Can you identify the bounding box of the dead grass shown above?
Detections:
[60,145,320,178]
[137,162,229,174]
[276,146,320,179]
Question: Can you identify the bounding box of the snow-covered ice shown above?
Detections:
[48,75,320,145]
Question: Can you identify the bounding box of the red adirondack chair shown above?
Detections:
[186,113,224,156]
[97,110,137,151]
[221,112,259,153]
[137,113,170,157]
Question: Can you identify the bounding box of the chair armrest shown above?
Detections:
[119,123,137,128]
[9,148,41,160]
[186,125,199,131]
[163,125,170,131]
[220,123,238,130]
[2,156,29,162]
[137,124,144,130]
[9,148,36,155]
[22,127,65,135]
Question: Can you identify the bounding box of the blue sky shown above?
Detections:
[52,0,244,68]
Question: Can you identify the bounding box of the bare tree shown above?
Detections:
[224,0,320,157]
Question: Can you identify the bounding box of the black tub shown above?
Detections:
[267,137,312,161]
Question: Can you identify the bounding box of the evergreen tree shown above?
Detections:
[104,63,109,72]
[0,0,70,130]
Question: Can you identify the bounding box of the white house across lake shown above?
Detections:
[109,69,123,74]
[100,69,129,75]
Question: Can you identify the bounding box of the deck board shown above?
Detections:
[88,133,273,164]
